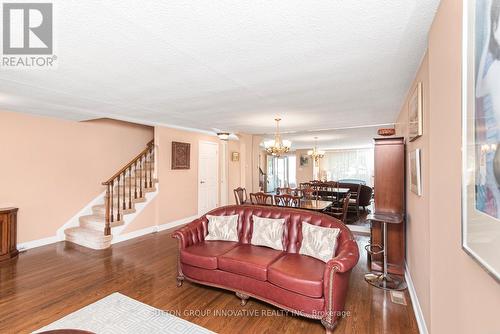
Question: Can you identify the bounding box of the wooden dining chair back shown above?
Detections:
[330,192,351,223]
[301,187,319,200]
[299,182,311,189]
[274,194,300,207]
[233,187,248,205]
[250,192,273,205]
[276,187,293,195]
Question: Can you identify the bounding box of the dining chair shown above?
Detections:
[250,192,273,205]
[274,194,300,207]
[330,192,351,223]
[276,187,293,195]
[233,187,248,205]
[301,187,319,200]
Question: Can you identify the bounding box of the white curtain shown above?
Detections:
[321,148,374,186]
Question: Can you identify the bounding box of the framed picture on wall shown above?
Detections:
[300,154,310,167]
[171,141,190,169]
[231,152,240,162]
[409,149,422,196]
[408,82,423,142]
[462,0,500,282]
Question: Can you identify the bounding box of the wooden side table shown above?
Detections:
[0,207,19,262]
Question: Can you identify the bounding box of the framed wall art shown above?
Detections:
[231,152,240,162]
[171,141,190,170]
[408,82,423,142]
[462,0,500,282]
[409,149,422,196]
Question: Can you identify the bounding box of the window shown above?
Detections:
[322,148,374,186]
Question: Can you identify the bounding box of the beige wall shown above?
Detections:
[0,111,153,243]
[395,52,431,326]
[397,0,500,332]
[296,149,313,184]
[123,129,262,233]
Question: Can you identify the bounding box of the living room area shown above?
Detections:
[1,1,500,334]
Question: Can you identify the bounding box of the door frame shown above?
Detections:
[198,140,219,216]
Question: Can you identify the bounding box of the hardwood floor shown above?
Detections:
[0,227,418,334]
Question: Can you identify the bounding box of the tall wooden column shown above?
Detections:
[370,137,405,275]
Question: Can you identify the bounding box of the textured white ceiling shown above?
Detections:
[0,0,439,134]
[260,125,386,150]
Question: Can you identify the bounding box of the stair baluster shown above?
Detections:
[101,140,154,237]
[149,147,153,188]
[134,161,138,199]
[117,175,121,221]
[128,166,132,209]
[105,184,111,236]
[139,156,143,198]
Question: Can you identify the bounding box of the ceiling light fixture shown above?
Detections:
[264,118,291,156]
[217,132,230,141]
[307,137,325,162]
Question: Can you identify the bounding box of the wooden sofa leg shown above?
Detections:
[321,318,337,334]
[236,292,249,306]
[176,275,184,287]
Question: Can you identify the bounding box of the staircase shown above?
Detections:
[64,140,157,249]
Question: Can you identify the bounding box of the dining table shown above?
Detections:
[298,199,333,211]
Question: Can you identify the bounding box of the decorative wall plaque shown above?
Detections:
[172,142,190,170]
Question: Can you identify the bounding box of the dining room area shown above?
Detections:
[242,125,378,228]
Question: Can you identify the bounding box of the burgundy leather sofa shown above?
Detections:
[172,205,359,332]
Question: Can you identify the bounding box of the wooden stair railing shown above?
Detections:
[102,140,155,236]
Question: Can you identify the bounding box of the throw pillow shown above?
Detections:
[299,222,341,262]
[251,215,285,251]
[205,214,239,242]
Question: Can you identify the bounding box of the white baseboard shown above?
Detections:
[405,263,429,334]
[18,235,61,252]
[111,215,198,244]
[18,213,197,251]
[157,215,197,232]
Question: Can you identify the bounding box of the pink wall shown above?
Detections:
[0,111,153,243]
[395,52,431,326]
[397,0,500,332]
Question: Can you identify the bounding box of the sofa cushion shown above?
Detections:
[268,254,325,298]
[205,214,239,242]
[218,244,284,281]
[300,222,340,262]
[181,241,238,270]
[251,215,285,251]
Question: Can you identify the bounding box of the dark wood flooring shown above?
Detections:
[0,226,418,334]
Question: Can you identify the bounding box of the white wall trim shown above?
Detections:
[18,235,61,252]
[405,262,429,334]
[112,215,198,244]
[18,213,198,251]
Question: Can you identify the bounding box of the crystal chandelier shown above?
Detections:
[307,137,325,163]
[264,118,291,156]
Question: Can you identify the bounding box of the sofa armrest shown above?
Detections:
[327,239,359,273]
[171,218,207,249]
[321,239,359,328]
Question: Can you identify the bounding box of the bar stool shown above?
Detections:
[364,212,407,291]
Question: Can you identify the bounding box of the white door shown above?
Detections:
[198,141,219,215]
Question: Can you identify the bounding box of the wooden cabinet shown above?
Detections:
[0,208,19,262]
[370,138,405,275]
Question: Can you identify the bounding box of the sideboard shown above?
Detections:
[0,207,19,262]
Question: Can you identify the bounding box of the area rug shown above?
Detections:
[34,292,214,334]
